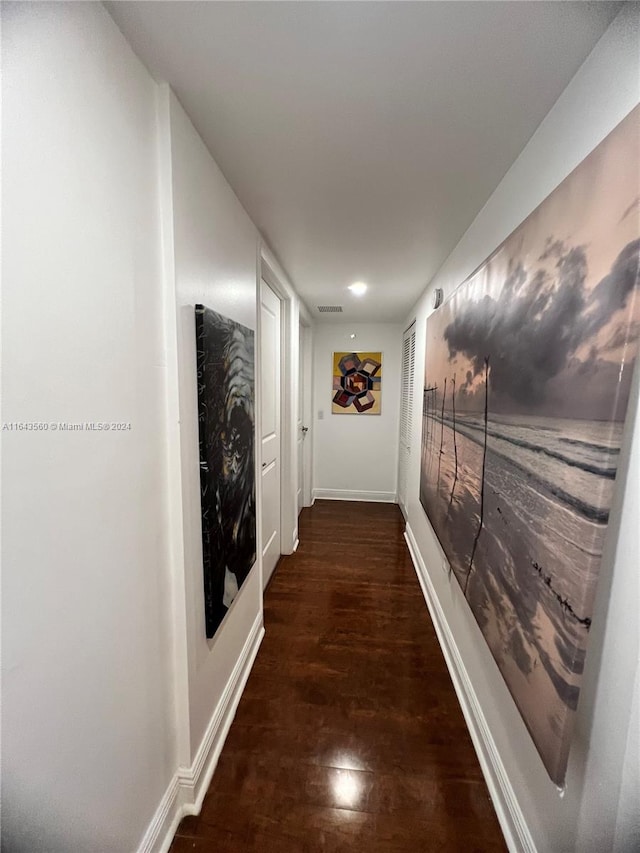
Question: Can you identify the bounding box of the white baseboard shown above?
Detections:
[137,612,265,853]
[404,524,535,853]
[177,611,264,810]
[136,776,180,853]
[313,488,397,503]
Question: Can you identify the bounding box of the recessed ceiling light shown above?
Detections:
[348,281,368,297]
[350,333,357,339]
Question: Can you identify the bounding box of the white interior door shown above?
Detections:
[297,324,306,515]
[260,280,281,587]
[398,322,416,517]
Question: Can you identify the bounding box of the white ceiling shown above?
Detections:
[108,1,620,323]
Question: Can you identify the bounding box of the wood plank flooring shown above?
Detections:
[170,500,507,852]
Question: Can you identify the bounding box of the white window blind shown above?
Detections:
[398,322,416,516]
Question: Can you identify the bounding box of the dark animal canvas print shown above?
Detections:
[420,106,639,784]
[195,305,256,638]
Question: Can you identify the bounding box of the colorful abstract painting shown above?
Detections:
[419,106,639,784]
[332,351,383,414]
[195,305,256,638]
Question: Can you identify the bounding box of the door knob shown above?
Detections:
[302,426,309,434]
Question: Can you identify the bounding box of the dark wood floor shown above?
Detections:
[170,501,507,852]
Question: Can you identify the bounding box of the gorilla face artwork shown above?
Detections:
[195,305,256,638]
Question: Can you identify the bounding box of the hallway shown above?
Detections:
[170,501,506,852]
[4,6,638,851]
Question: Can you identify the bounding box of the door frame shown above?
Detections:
[259,278,283,589]
[398,319,416,519]
[299,317,314,509]
[258,250,298,569]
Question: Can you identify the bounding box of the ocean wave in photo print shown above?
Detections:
[419,105,640,784]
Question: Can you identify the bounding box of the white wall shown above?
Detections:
[164,90,264,762]
[1,4,175,850]
[613,659,640,853]
[312,323,402,502]
[163,91,311,773]
[1,6,307,851]
[403,4,640,851]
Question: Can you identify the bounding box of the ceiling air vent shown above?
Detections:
[317,305,343,313]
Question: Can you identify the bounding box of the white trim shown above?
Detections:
[404,524,535,853]
[136,776,180,853]
[157,85,192,767]
[179,612,264,809]
[253,237,267,592]
[293,538,300,552]
[136,613,265,853]
[313,488,397,503]
[260,256,298,558]
[398,322,416,519]
[299,320,314,508]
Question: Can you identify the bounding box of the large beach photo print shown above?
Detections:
[420,106,639,784]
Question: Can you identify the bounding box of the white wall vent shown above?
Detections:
[317,305,343,313]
